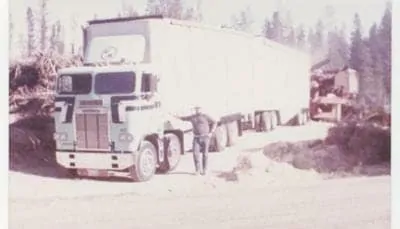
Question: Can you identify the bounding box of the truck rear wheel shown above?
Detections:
[157,133,182,173]
[297,111,307,126]
[212,124,228,152]
[261,112,272,132]
[130,141,157,182]
[270,111,278,129]
[227,121,239,146]
[255,113,262,132]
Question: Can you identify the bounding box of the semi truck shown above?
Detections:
[53,15,311,182]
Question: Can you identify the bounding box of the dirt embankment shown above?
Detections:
[9,115,70,178]
[263,121,390,177]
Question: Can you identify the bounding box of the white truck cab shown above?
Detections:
[54,63,185,182]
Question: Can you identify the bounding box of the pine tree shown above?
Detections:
[231,6,253,33]
[327,27,349,69]
[295,25,306,50]
[121,1,139,17]
[146,0,163,15]
[377,3,391,103]
[262,18,274,40]
[285,27,296,47]
[349,13,363,71]
[50,20,64,54]
[307,28,315,53]
[350,13,376,108]
[9,13,13,52]
[26,7,36,56]
[145,0,197,20]
[271,11,283,43]
[367,23,385,106]
[311,19,325,55]
[39,0,49,52]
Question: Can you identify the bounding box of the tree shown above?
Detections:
[39,0,49,52]
[307,28,315,53]
[26,7,36,56]
[311,19,325,55]
[121,1,139,17]
[295,25,306,50]
[262,18,274,40]
[50,20,64,54]
[350,13,377,108]
[231,6,253,33]
[349,13,363,72]
[270,11,283,43]
[70,15,79,55]
[326,27,349,69]
[377,3,392,103]
[284,27,296,47]
[145,0,199,20]
[9,13,13,52]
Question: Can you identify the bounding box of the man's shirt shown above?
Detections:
[181,113,217,136]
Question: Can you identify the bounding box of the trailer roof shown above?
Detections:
[87,15,309,58]
[88,15,164,25]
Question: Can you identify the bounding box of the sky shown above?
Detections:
[9,0,389,58]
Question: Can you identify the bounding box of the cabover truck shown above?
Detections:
[53,15,311,182]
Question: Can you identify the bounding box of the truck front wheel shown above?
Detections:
[130,141,157,182]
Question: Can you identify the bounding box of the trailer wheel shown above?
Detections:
[130,141,157,182]
[227,121,239,146]
[270,111,278,129]
[261,112,272,132]
[296,111,306,126]
[212,124,228,152]
[255,113,262,132]
[302,110,309,124]
[157,133,182,173]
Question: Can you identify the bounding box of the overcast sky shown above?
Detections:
[9,0,388,57]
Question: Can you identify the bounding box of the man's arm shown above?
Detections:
[174,114,192,121]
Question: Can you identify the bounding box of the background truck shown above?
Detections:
[53,15,311,182]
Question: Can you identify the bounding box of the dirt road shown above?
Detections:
[9,123,391,228]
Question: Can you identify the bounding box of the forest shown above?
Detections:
[9,0,392,114]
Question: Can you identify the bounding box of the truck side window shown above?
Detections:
[141,73,158,93]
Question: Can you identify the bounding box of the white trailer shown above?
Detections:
[53,15,311,182]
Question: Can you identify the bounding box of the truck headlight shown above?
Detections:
[54,132,68,141]
[119,133,133,142]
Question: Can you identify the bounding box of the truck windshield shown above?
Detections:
[57,74,92,95]
[94,72,136,94]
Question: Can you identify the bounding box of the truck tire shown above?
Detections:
[261,112,272,132]
[270,111,278,129]
[157,133,182,173]
[255,113,262,132]
[130,141,157,182]
[296,111,307,126]
[212,124,228,152]
[227,121,239,146]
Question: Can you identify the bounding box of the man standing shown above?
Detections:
[177,106,217,176]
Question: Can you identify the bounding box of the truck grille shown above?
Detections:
[75,113,109,151]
